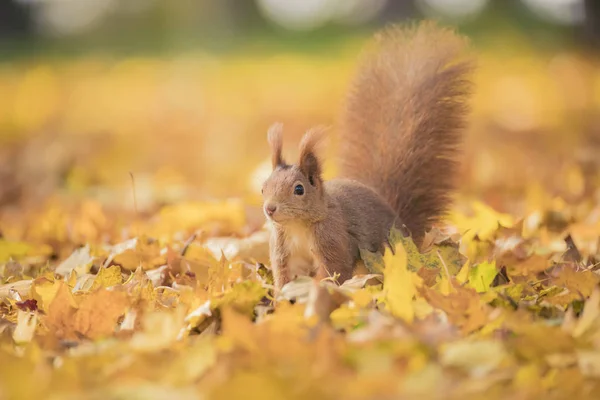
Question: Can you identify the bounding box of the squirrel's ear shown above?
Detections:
[298,126,327,185]
[267,122,285,169]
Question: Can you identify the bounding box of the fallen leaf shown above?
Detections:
[277,276,314,303]
[54,245,93,277]
[15,299,38,312]
[43,281,79,340]
[31,277,63,313]
[467,260,498,293]
[203,230,270,263]
[112,237,166,271]
[577,350,600,377]
[13,311,37,344]
[440,339,507,377]
[72,289,129,339]
[0,279,32,300]
[419,284,489,334]
[571,286,600,338]
[130,307,186,352]
[90,265,123,290]
[383,239,418,323]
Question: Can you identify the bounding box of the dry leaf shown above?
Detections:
[72,289,129,339]
[383,239,418,323]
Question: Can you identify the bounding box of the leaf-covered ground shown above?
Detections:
[3,41,600,399]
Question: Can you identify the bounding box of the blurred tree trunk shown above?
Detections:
[0,1,32,38]
[376,1,417,24]
[583,0,600,47]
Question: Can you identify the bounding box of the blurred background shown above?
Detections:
[1,0,600,227]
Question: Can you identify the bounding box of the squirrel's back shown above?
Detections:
[338,21,474,244]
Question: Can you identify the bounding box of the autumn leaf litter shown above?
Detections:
[2,193,600,399]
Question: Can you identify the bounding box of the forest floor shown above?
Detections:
[2,43,600,399]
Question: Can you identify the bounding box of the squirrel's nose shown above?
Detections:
[265,204,277,217]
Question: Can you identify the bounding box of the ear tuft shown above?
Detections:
[298,126,328,185]
[267,122,285,169]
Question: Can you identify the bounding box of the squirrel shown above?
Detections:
[261,21,474,291]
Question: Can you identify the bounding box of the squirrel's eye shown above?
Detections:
[293,184,304,196]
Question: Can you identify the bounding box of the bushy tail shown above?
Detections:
[338,21,474,244]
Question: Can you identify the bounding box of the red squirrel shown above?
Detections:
[261,21,474,290]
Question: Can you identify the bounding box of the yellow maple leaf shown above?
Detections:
[90,265,123,290]
[383,240,420,323]
[467,260,498,293]
[219,307,264,355]
[31,277,64,313]
[112,237,166,271]
[72,289,129,340]
[450,201,514,244]
[42,281,79,340]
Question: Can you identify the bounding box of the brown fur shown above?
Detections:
[262,22,474,290]
[338,21,474,245]
[267,122,285,168]
[298,126,327,184]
